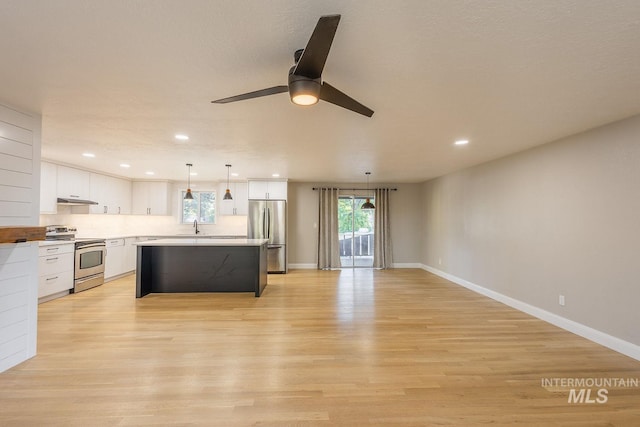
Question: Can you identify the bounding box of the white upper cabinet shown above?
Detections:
[247,180,287,200]
[56,165,90,200]
[89,173,107,214]
[40,161,57,214]
[132,181,171,215]
[114,176,132,214]
[218,181,248,216]
[90,173,132,214]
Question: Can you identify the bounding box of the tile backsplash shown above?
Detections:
[40,212,247,238]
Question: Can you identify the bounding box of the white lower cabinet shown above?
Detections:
[105,238,136,280]
[38,243,74,301]
[105,239,125,280]
[124,238,137,272]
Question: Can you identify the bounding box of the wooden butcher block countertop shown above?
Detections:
[0,226,46,244]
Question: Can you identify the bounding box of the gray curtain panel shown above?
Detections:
[373,188,393,268]
[318,187,341,269]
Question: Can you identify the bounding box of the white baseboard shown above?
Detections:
[104,270,135,283]
[288,263,317,269]
[392,263,423,268]
[38,290,70,304]
[421,264,640,362]
[289,263,424,269]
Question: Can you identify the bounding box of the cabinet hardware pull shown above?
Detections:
[46,248,59,252]
[46,257,59,261]
[46,276,59,281]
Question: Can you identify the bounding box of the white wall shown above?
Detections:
[0,103,41,372]
[421,114,640,349]
[0,105,41,224]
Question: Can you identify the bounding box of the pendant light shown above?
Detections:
[184,163,194,200]
[223,164,233,200]
[362,172,375,209]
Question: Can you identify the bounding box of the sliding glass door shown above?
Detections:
[338,196,375,267]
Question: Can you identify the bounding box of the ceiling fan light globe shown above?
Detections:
[292,94,319,105]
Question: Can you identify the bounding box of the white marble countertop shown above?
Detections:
[133,238,268,247]
[39,240,75,247]
[79,234,247,240]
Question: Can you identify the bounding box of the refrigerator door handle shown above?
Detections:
[267,207,271,240]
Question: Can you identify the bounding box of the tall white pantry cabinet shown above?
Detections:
[0,103,41,373]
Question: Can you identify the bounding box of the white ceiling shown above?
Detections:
[1,1,639,184]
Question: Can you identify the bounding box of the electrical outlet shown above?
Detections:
[559,295,565,306]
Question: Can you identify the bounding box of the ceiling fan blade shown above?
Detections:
[212,86,288,104]
[293,14,341,79]
[319,82,374,117]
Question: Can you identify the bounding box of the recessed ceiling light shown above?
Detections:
[82,152,95,158]
[145,171,155,175]
[120,163,130,168]
[190,172,197,176]
[231,172,239,177]
[454,139,469,146]
[272,173,280,177]
[175,134,189,141]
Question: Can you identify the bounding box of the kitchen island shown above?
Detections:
[134,238,268,298]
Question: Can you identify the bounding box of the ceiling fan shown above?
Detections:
[212,14,374,117]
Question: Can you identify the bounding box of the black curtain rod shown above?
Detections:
[312,187,397,191]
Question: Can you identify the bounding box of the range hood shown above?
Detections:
[57,197,99,205]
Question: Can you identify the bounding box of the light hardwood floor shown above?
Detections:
[1,269,639,426]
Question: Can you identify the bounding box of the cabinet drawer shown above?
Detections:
[38,252,74,276]
[107,238,125,247]
[38,270,74,298]
[38,244,74,257]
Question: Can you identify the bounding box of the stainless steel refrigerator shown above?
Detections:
[247,200,286,273]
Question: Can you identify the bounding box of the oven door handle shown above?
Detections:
[76,243,107,250]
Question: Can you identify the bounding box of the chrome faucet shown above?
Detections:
[193,219,200,234]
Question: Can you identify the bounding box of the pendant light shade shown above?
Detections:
[362,172,375,209]
[223,164,233,200]
[184,163,194,200]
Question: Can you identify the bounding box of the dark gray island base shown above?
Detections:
[135,239,268,298]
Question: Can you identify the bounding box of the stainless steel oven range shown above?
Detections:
[74,238,106,292]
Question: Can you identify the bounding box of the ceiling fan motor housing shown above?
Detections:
[288,73,321,105]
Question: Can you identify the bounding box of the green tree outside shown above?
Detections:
[182,191,216,223]
[338,197,374,233]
